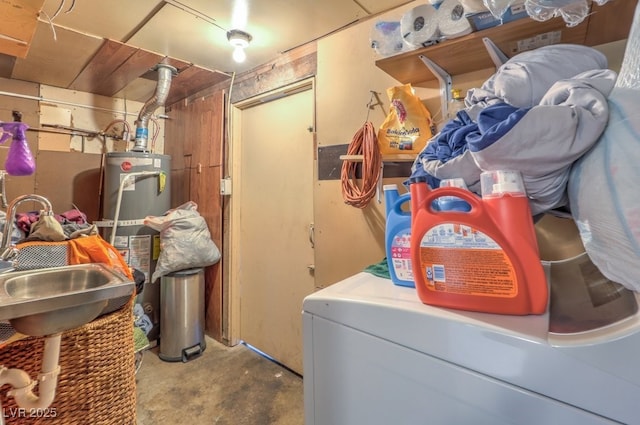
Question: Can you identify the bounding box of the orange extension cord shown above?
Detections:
[340,121,382,209]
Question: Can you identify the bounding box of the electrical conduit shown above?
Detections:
[0,333,62,424]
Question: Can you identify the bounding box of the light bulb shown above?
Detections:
[232,46,246,63]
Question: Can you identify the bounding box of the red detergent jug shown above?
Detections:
[409,171,548,315]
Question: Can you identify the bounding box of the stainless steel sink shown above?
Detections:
[0,263,135,336]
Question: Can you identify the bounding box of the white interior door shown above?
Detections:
[234,82,315,374]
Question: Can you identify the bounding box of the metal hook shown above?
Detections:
[365,90,382,122]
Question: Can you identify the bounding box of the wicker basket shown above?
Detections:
[0,297,136,424]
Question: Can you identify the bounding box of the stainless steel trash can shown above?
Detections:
[159,268,206,362]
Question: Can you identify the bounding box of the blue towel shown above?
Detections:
[134,303,154,335]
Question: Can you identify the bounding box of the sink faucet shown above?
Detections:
[0,194,53,262]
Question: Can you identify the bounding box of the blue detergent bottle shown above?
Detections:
[384,184,415,287]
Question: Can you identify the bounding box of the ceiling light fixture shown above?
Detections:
[227,29,252,63]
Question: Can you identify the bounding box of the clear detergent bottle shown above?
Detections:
[435,178,471,212]
[409,171,548,315]
[384,184,414,287]
[447,88,466,120]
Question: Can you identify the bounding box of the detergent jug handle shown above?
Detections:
[392,193,412,216]
[409,177,429,220]
[424,186,483,213]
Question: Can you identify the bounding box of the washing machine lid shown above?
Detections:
[303,272,640,424]
[304,272,550,343]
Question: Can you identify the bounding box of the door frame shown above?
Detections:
[225,77,316,346]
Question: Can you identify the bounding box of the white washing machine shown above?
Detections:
[303,214,640,424]
[303,270,640,425]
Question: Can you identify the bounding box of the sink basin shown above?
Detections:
[0,263,135,336]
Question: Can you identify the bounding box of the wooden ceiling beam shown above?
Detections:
[0,0,46,58]
[69,39,164,97]
[166,65,230,106]
[68,40,137,94]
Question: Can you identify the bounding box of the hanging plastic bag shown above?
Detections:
[370,21,405,57]
[0,122,36,176]
[483,0,515,20]
[144,201,221,282]
[525,0,590,27]
[377,84,435,156]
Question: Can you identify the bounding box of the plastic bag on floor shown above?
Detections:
[144,201,221,282]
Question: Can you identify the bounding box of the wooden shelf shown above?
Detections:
[375,0,636,85]
[340,154,416,162]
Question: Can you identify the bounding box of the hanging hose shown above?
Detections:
[340,122,382,209]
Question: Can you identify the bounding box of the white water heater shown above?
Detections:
[100,151,171,341]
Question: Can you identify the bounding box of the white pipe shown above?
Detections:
[110,171,161,246]
[0,90,138,118]
[0,333,62,420]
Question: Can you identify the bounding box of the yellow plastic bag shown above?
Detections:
[377,84,434,155]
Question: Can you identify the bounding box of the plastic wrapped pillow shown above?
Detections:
[568,2,640,291]
[617,0,640,90]
[568,87,640,292]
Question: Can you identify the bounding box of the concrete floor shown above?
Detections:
[136,336,304,424]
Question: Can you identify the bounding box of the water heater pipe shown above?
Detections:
[110,171,162,246]
[133,64,177,152]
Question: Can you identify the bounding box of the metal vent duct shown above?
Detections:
[133,63,177,152]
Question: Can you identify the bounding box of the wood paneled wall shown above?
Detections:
[164,91,225,341]
[0,78,148,217]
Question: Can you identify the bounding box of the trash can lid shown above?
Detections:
[165,268,204,277]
